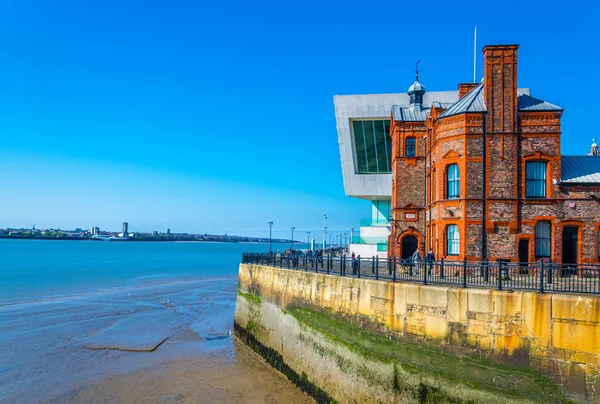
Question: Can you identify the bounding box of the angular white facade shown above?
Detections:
[334,90,458,258]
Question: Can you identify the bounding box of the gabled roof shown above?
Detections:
[431,102,454,110]
[392,105,430,122]
[518,93,563,111]
[438,83,486,118]
[437,84,562,119]
[561,156,600,184]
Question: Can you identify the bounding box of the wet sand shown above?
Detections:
[1,277,312,404]
[71,340,313,404]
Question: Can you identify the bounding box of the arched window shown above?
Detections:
[535,221,551,258]
[447,224,459,255]
[405,137,416,157]
[526,161,547,198]
[447,164,460,199]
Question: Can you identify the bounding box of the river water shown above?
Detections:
[0,239,312,403]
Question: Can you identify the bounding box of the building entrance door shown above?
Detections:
[518,239,529,274]
[401,236,418,260]
[562,226,578,275]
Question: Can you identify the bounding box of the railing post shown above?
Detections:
[484,260,489,283]
[357,256,361,276]
[280,254,283,268]
[539,260,545,293]
[440,258,444,279]
[547,260,553,284]
[327,255,330,274]
[463,258,467,288]
[393,257,397,282]
[423,258,428,285]
[497,260,503,291]
[371,256,375,274]
[375,256,379,280]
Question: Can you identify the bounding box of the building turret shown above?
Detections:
[589,138,599,156]
[408,62,426,107]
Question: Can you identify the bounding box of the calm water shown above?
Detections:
[0,239,293,403]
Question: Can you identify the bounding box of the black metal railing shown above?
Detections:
[241,253,600,295]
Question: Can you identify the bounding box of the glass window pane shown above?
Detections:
[535,221,551,257]
[406,138,416,157]
[447,225,459,255]
[363,121,376,172]
[351,120,391,174]
[526,162,547,197]
[353,121,367,173]
[374,120,388,173]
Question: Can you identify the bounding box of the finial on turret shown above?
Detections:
[415,60,420,81]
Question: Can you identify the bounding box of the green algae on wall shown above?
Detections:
[286,307,571,404]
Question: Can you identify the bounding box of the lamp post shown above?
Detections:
[323,213,327,255]
[291,227,295,249]
[329,234,332,247]
[268,221,273,254]
[307,231,311,251]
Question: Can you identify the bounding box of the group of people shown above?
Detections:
[410,247,435,276]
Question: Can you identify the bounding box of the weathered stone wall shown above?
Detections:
[236,263,600,403]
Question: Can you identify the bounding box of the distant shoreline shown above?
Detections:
[0,236,301,244]
[0,235,251,243]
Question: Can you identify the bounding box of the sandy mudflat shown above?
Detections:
[70,339,314,404]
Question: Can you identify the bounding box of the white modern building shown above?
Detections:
[334,87,459,258]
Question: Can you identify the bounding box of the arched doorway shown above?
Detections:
[401,236,418,260]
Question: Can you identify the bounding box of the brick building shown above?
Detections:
[389,44,600,264]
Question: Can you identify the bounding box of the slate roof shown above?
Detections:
[518,93,562,111]
[437,84,562,118]
[392,105,430,122]
[561,156,600,184]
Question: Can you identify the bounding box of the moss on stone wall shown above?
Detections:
[287,307,571,403]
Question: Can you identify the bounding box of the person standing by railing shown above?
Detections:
[425,248,435,277]
[411,248,421,276]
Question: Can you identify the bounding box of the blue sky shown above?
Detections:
[0,0,598,239]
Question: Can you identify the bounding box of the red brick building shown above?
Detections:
[389,44,600,264]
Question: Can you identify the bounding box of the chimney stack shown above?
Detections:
[457,83,479,99]
[483,45,519,133]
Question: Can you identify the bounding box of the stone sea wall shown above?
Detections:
[234,263,600,403]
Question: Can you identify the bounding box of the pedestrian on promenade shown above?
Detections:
[425,248,435,277]
[351,252,357,275]
[411,248,421,276]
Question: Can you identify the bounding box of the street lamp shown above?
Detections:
[268,221,273,254]
[291,227,295,249]
[323,213,327,255]
[307,231,311,250]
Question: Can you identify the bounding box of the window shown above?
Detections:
[535,221,551,258]
[352,120,391,174]
[405,137,416,157]
[447,224,459,255]
[447,164,460,199]
[526,161,547,198]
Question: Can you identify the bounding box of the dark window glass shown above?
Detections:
[352,120,391,173]
[447,164,460,199]
[447,225,459,255]
[535,221,551,258]
[526,161,547,198]
[405,137,416,157]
